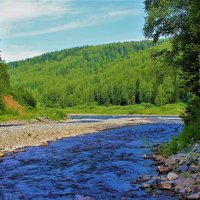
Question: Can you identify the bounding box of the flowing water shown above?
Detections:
[0,116,183,200]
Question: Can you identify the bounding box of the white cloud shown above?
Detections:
[109,9,141,17]
[0,0,74,37]
[3,8,142,39]
[0,0,72,23]
[1,45,44,62]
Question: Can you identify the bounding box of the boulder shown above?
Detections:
[153,155,165,163]
[158,165,170,173]
[188,192,200,200]
[167,172,178,181]
[165,157,176,166]
[179,164,188,172]
[188,164,199,173]
[160,182,172,190]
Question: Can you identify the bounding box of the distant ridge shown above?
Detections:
[8,39,182,108]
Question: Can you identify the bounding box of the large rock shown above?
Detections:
[188,192,200,200]
[165,157,176,166]
[179,164,188,172]
[167,172,178,180]
[158,165,170,173]
[153,155,165,163]
[160,182,172,190]
[188,164,199,173]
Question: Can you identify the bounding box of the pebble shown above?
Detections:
[167,172,178,180]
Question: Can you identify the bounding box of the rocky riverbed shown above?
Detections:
[138,144,200,200]
[2,115,194,200]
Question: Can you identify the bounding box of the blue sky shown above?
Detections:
[0,0,146,62]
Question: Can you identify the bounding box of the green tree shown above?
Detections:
[155,85,167,106]
[144,0,200,151]
[144,0,200,96]
[0,53,11,110]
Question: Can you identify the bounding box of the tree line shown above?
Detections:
[8,40,186,108]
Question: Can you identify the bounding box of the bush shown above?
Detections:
[181,96,200,125]
[161,96,200,156]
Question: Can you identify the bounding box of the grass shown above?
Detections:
[63,102,185,115]
[160,121,200,157]
[0,102,186,122]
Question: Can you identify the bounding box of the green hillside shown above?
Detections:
[8,40,185,109]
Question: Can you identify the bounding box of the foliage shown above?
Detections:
[181,96,200,125]
[144,0,200,96]
[0,55,11,111]
[11,87,37,108]
[144,0,200,155]
[8,40,185,108]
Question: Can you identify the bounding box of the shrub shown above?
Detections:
[161,96,200,156]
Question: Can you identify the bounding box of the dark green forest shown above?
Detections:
[8,40,186,108]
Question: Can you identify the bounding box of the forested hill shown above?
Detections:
[8,40,184,108]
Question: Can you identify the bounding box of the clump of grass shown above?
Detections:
[182,171,190,179]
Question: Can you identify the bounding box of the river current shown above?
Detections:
[0,116,183,200]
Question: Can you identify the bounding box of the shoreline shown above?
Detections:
[68,114,180,117]
[0,117,152,155]
[138,144,200,200]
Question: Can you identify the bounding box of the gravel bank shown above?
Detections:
[0,117,151,154]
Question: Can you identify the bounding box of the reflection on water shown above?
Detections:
[0,117,182,200]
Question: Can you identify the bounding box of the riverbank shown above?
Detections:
[139,144,200,200]
[0,117,152,155]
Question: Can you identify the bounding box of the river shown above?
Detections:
[0,116,183,200]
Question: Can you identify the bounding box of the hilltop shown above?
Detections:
[8,40,185,110]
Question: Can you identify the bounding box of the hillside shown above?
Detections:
[8,40,184,108]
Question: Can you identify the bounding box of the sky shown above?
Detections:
[0,0,146,62]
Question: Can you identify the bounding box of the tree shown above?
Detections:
[144,0,200,96]
[144,0,200,151]
[0,52,11,110]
